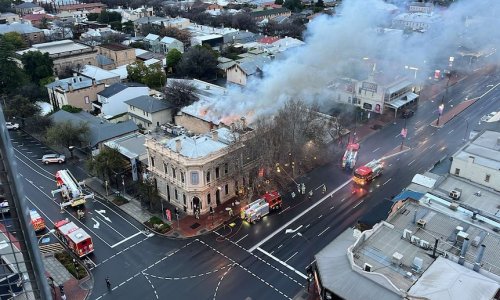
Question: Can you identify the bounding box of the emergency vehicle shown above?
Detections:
[54,219,94,257]
[353,159,384,186]
[52,170,93,207]
[342,143,360,170]
[29,209,45,232]
[241,191,282,223]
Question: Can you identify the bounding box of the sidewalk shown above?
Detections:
[42,254,90,300]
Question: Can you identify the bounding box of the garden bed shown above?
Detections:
[144,216,171,234]
[54,252,88,280]
[112,195,129,206]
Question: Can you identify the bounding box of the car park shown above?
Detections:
[42,154,66,164]
[5,122,19,130]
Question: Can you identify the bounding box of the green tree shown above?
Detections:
[97,10,122,24]
[2,32,26,49]
[86,147,128,183]
[45,121,90,149]
[136,178,161,211]
[21,51,54,85]
[87,13,99,21]
[110,21,122,31]
[0,35,27,95]
[166,49,182,73]
[176,46,218,80]
[127,61,166,89]
[122,20,135,35]
[164,80,198,112]
[283,0,302,11]
[274,0,283,4]
[3,95,41,123]
[126,61,148,83]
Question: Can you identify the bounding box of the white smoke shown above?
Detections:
[207,0,500,122]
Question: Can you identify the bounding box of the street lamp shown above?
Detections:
[436,103,444,126]
[121,175,125,195]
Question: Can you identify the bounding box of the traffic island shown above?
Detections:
[144,216,172,234]
[54,252,88,280]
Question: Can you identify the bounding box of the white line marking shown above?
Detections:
[395,133,400,138]
[341,197,346,202]
[278,206,290,215]
[448,129,454,134]
[284,252,298,263]
[317,215,323,219]
[317,226,330,237]
[408,159,416,166]
[236,234,248,244]
[110,231,142,248]
[372,147,380,153]
[256,247,307,280]
[330,206,335,210]
[383,178,392,185]
[249,180,351,252]
[353,200,364,209]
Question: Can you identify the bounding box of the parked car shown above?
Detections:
[5,122,19,130]
[0,200,9,214]
[42,154,66,164]
[401,109,415,119]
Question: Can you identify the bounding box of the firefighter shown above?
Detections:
[77,209,85,220]
[308,190,313,198]
[291,192,296,199]
[322,184,327,194]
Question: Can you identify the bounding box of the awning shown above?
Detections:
[385,92,419,109]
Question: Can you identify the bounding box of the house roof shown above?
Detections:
[235,55,272,75]
[160,36,180,44]
[45,76,93,92]
[251,7,291,18]
[22,13,54,21]
[125,96,173,113]
[16,2,41,9]
[98,82,146,98]
[50,110,138,147]
[99,43,130,51]
[79,65,120,83]
[144,33,160,41]
[258,36,280,44]
[0,23,43,35]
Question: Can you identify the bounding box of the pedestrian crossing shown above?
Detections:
[39,243,65,254]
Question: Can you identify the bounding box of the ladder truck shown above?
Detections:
[352,150,408,188]
[342,143,360,170]
[241,191,282,224]
[52,169,94,208]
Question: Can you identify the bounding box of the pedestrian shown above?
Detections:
[228,208,233,217]
[291,192,296,199]
[308,190,313,198]
[322,185,327,194]
[105,277,111,289]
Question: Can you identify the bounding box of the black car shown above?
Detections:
[401,109,415,119]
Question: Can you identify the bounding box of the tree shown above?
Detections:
[45,121,90,149]
[136,177,162,211]
[0,35,27,95]
[127,61,148,83]
[3,95,41,122]
[283,0,303,11]
[21,51,54,85]
[164,80,198,111]
[274,0,283,4]
[126,61,166,89]
[166,49,182,72]
[86,147,128,183]
[2,32,26,49]
[176,46,218,80]
[97,10,122,24]
[87,13,99,21]
[161,27,191,47]
[122,20,135,35]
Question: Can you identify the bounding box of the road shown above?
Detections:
[8,67,500,299]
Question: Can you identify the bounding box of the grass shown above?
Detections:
[145,216,171,234]
[54,252,88,280]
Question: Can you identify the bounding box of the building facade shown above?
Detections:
[46,75,105,111]
[125,95,174,129]
[96,43,136,68]
[146,128,251,215]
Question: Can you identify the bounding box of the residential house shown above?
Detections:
[0,13,20,24]
[108,6,153,23]
[250,8,291,21]
[96,43,136,69]
[188,24,238,48]
[55,2,106,14]
[50,110,138,152]
[160,36,184,54]
[96,82,149,121]
[125,95,174,129]
[22,13,55,28]
[77,65,121,85]
[392,12,442,31]
[143,34,161,53]
[46,74,105,111]
[0,23,45,46]
[16,40,98,76]
[145,126,253,215]
[408,2,434,14]
[226,55,272,86]
[15,2,44,16]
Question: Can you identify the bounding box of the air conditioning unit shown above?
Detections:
[411,235,420,245]
[420,240,430,249]
[457,231,469,243]
[472,236,481,247]
[402,229,412,239]
[392,252,404,265]
[449,188,462,200]
[417,219,427,229]
[363,263,372,272]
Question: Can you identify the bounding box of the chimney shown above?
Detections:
[175,139,181,152]
[473,244,486,272]
[73,72,77,77]
[467,156,475,164]
[68,82,73,91]
[240,117,246,129]
[432,238,439,258]
[92,78,96,86]
[211,130,218,141]
[458,238,469,265]
[413,210,417,224]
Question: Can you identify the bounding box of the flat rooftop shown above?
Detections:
[17,39,91,56]
[454,130,500,170]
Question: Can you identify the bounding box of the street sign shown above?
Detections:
[166,209,171,222]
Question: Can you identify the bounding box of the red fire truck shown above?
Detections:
[52,170,94,207]
[54,219,94,257]
[29,209,46,232]
[241,191,282,223]
[353,159,384,186]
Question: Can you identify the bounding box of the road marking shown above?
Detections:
[278,206,290,215]
[388,164,392,167]
[341,197,346,202]
[353,200,364,209]
[256,247,307,280]
[383,178,392,185]
[305,224,310,228]
[110,231,143,249]
[330,206,335,210]
[408,159,416,166]
[92,218,100,229]
[277,244,283,249]
[394,133,401,138]
[317,226,330,237]
[372,147,380,153]
[236,234,248,244]
[96,209,111,222]
[249,180,351,252]
[317,215,323,219]
[284,252,298,263]
[448,129,454,134]
[94,215,125,238]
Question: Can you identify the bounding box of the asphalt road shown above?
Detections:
[7,66,500,300]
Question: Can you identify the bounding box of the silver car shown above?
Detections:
[42,154,66,164]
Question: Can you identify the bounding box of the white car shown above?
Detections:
[0,200,9,214]
[6,122,20,130]
[42,154,66,164]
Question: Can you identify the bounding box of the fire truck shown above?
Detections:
[52,169,93,207]
[353,159,384,186]
[54,219,94,258]
[241,191,282,223]
[342,143,360,170]
[29,209,45,232]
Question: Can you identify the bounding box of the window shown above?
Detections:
[224,163,228,174]
[215,167,220,179]
[150,156,155,167]
[225,184,228,195]
[190,171,199,185]
[206,171,211,183]
[181,171,185,183]
[454,168,460,175]
[175,189,178,200]
[183,194,186,205]
[84,96,89,104]
[166,185,171,201]
[172,167,176,179]
[163,162,168,175]
[485,174,490,182]
[207,193,211,205]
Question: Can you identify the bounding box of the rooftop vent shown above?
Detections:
[417,219,427,229]
[363,263,372,272]
[412,257,423,273]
